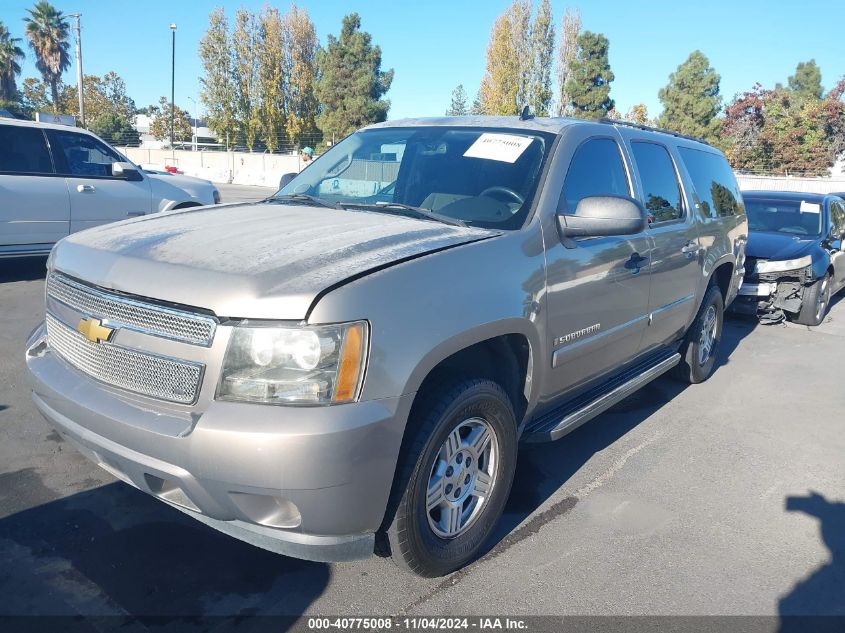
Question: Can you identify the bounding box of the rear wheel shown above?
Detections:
[385,379,517,577]
[794,273,831,327]
[672,285,724,384]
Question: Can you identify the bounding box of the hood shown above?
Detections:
[746,231,817,261]
[145,171,217,208]
[52,202,497,320]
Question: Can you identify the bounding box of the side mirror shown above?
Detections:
[558,195,647,238]
[112,161,142,182]
[279,172,297,189]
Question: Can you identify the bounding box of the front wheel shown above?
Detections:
[672,285,724,384]
[794,273,831,326]
[385,379,517,577]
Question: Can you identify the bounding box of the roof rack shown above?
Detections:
[598,118,712,147]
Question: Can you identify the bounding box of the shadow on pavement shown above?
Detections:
[484,317,757,558]
[778,491,845,630]
[0,257,48,283]
[0,468,330,624]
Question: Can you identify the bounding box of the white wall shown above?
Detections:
[736,174,845,194]
[120,147,304,187]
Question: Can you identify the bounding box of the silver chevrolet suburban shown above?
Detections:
[25,116,747,577]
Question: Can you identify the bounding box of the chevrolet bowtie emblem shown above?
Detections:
[77,317,114,344]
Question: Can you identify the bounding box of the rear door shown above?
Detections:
[46,129,152,233]
[627,139,702,351]
[541,130,653,401]
[0,123,70,249]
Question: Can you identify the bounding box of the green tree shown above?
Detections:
[478,0,530,115]
[232,9,261,150]
[89,111,140,146]
[257,5,287,152]
[199,7,237,145]
[625,103,649,125]
[23,1,70,113]
[446,84,468,115]
[565,30,614,118]
[59,72,136,123]
[657,50,721,141]
[555,7,581,116]
[0,22,25,103]
[149,96,192,144]
[21,75,49,112]
[528,0,554,116]
[788,59,823,101]
[315,13,393,141]
[283,4,320,147]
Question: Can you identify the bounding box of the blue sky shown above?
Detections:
[1,0,843,121]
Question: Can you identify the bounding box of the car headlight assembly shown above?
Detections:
[216,321,368,405]
[754,255,812,274]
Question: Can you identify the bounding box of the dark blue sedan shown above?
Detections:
[733,191,845,325]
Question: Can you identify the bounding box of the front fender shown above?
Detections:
[307,228,548,414]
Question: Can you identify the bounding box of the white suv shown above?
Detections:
[0,119,220,258]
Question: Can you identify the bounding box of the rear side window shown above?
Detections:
[47,130,123,177]
[0,125,54,175]
[560,138,630,213]
[678,147,744,218]
[631,142,683,222]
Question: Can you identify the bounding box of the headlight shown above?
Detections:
[754,255,812,274]
[216,321,368,405]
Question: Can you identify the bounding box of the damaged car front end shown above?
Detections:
[734,255,814,323]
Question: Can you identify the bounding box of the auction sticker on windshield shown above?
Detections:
[800,201,821,213]
[463,133,533,163]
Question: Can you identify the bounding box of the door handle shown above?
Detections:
[625,252,649,274]
[681,241,700,257]
[127,211,145,217]
[77,184,96,193]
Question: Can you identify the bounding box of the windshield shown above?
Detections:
[745,198,823,237]
[274,126,555,229]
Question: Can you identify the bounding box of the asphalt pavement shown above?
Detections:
[0,191,842,624]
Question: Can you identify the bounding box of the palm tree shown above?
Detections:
[0,22,25,103]
[23,1,69,113]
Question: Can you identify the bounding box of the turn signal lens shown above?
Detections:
[334,322,366,402]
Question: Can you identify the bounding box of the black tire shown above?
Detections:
[385,379,517,577]
[794,273,831,327]
[672,285,724,384]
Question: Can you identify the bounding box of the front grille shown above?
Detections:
[46,315,203,404]
[47,273,216,346]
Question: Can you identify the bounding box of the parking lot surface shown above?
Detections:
[0,190,843,620]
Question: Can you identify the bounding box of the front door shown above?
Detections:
[541,132,652,402]
[627,140,701,351]
[46,129,152,234]
[0,124,69,247]
[828,199,845,291]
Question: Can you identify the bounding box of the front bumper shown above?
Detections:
[25,323,412,562]
[731,269,811,319]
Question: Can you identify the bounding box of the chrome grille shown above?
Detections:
[46,315,203,404]
[47,273,216,346]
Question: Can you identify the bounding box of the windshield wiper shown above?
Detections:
[343,201,466,227]
[269,193,342,210]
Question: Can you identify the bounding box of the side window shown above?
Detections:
[831,200,845,235]
[678,147,744,218]
[47,130,123,178]
[0,125,54,175]
[560,138,630,213]
[631,142,683,223]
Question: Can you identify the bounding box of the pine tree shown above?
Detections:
[315,13,393,141]
[446,84,468,116]
[657,50,721,141]
[565,31,614,118]
[528,0,554,116]
[788,60,823,100]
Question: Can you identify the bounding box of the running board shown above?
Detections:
[522,352,681,443]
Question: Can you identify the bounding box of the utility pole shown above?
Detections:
[187,96,197,151]
[67,13,84,125]
[170,23,177,151]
